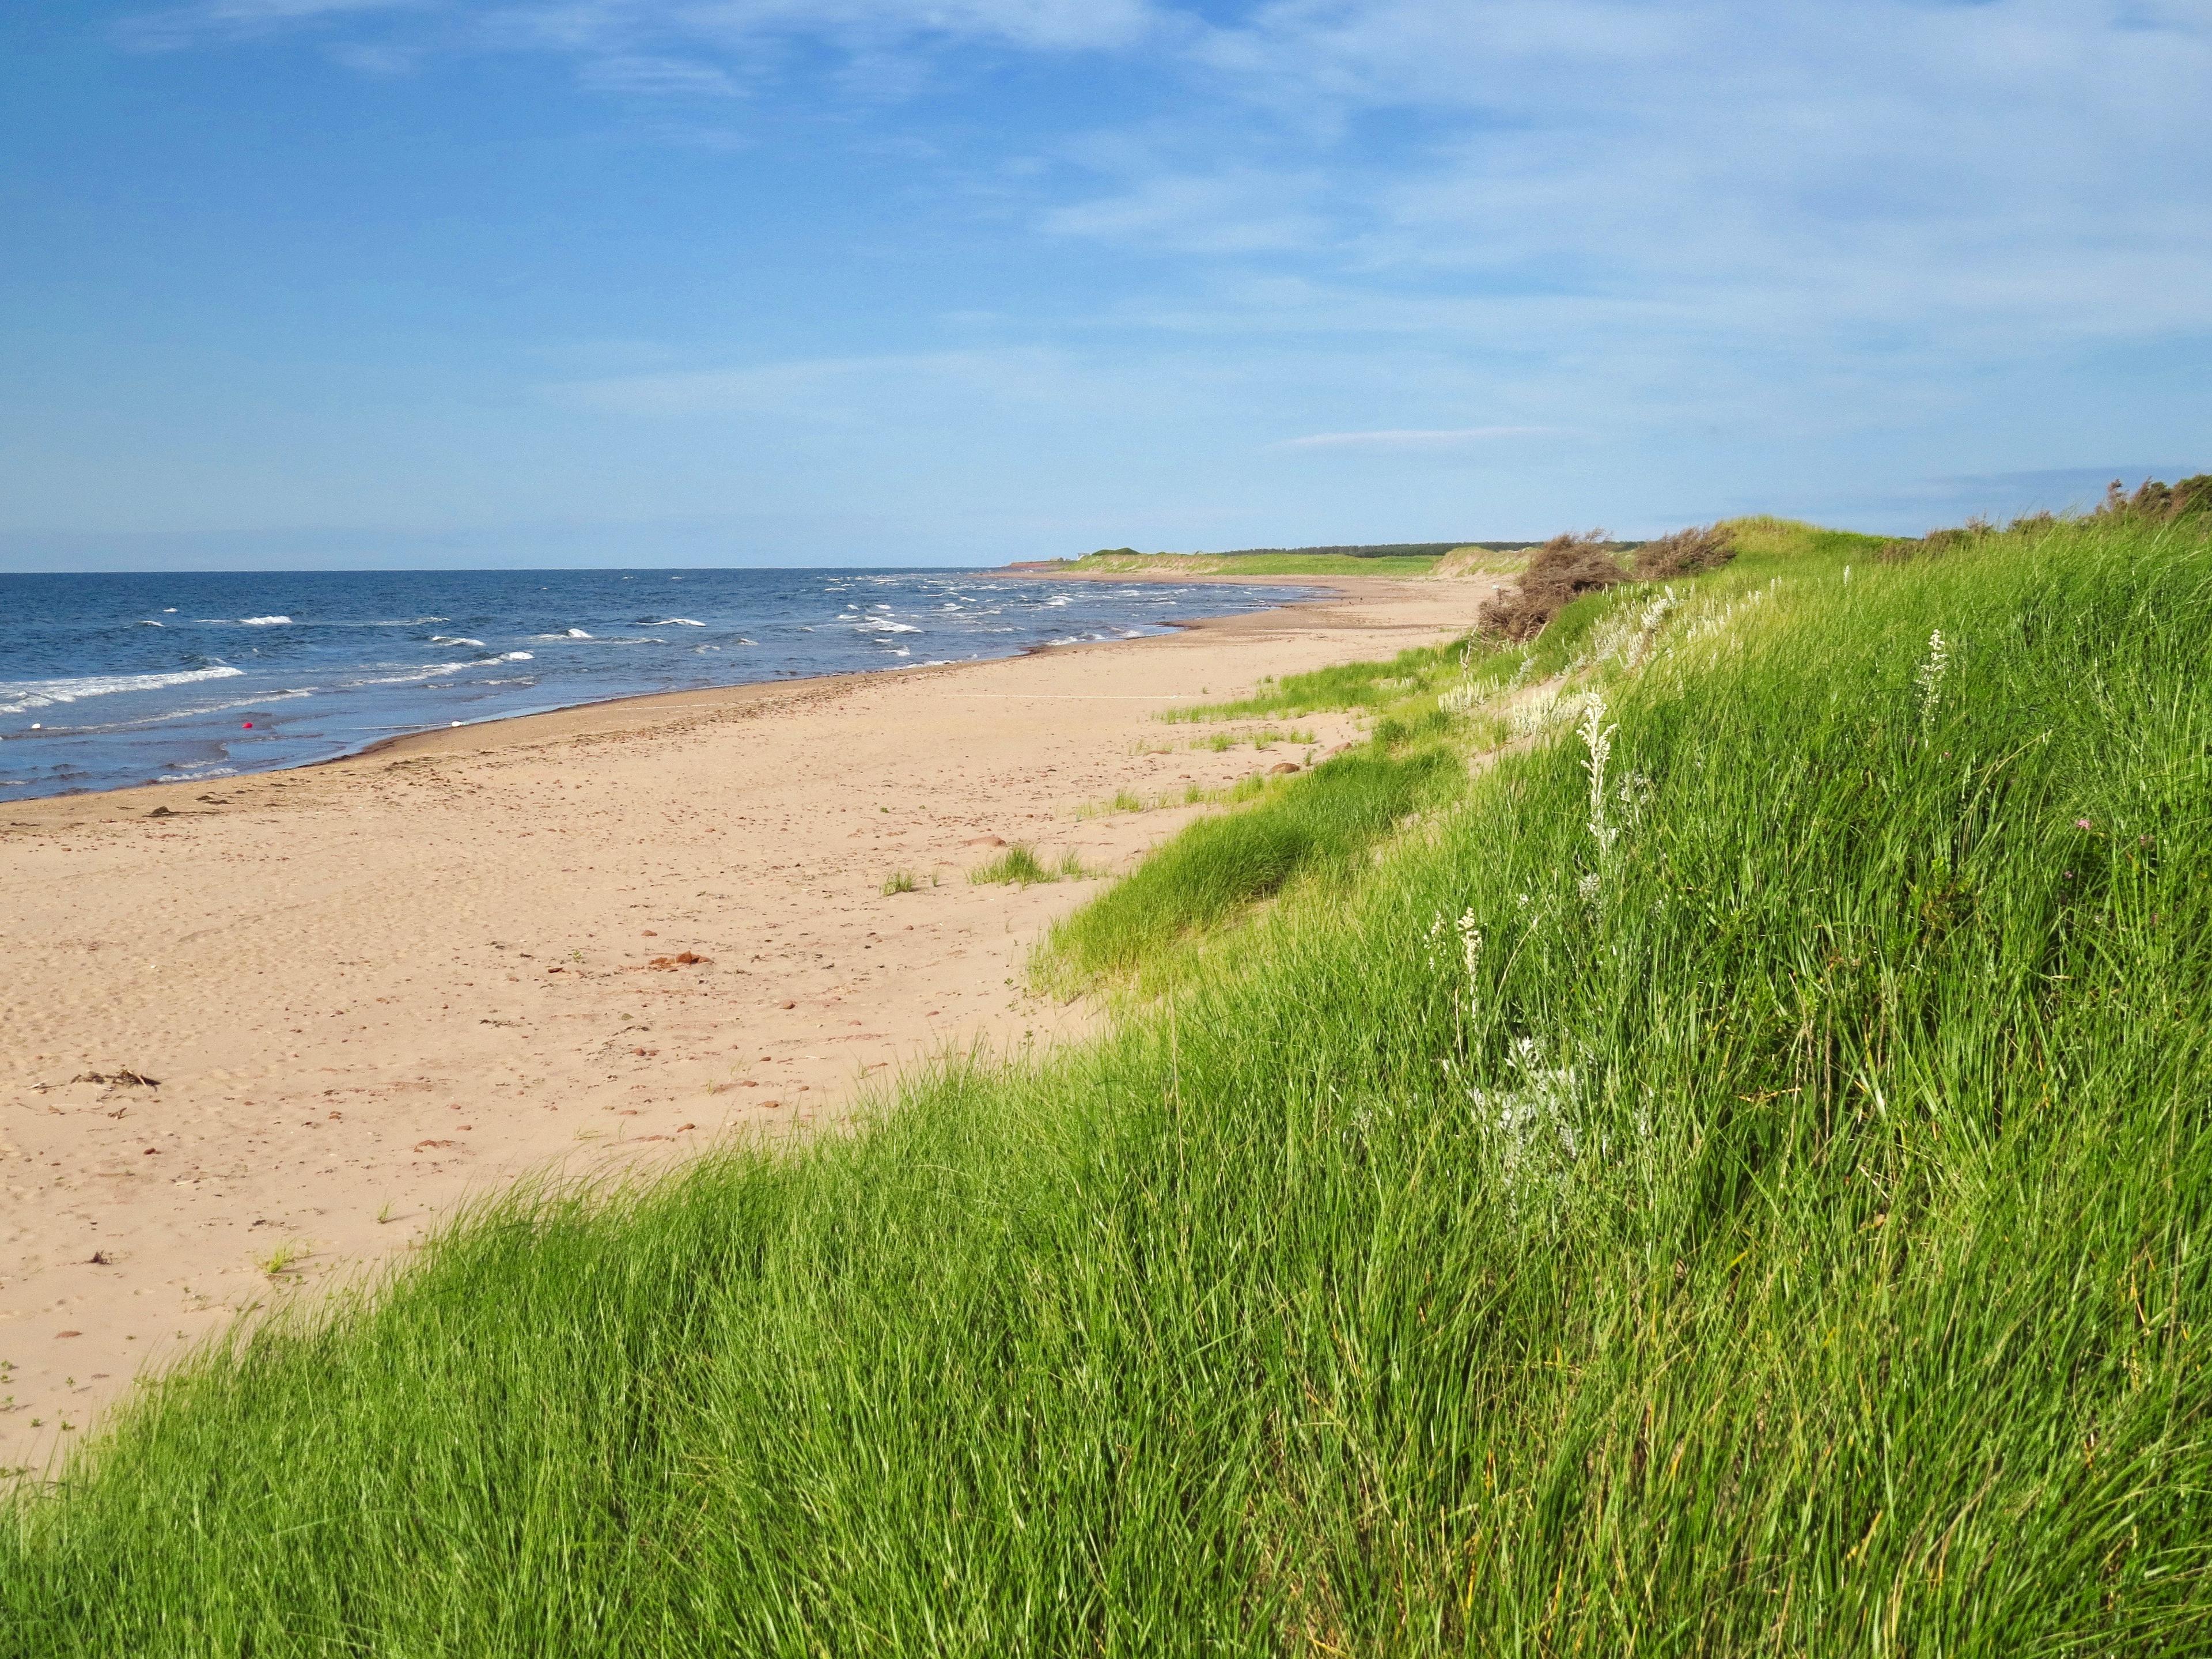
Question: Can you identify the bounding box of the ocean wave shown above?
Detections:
[431,636,486,647]
[653,618,704,626]
[0,665,247,716]
[73,689,316,734]
[345,661,484,687]
[138,619,164,627]
[240,616,293,626]
[855,619,922,634]
[503,652,533,661]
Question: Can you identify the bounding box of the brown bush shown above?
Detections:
[1477,530,1627,641]
[1631,522,1737,579]
[2097,474,2212,522]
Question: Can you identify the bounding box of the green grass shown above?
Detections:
[1041,745,1462,988]
[1190,725,1316,751]
[969,843,1054,885]
[1718,513,1899,563]
[11,514,2212,1652]
[1166,642,1491,722]
[969,844,1095,885]
[880,869,919,895]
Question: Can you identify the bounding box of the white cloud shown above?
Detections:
[122,0,426,48]
[554,347,1071,416]
[126,0,1158,62]
[1277,426,1556,449]
[1032,0,2212,360]
[577,52,741,96]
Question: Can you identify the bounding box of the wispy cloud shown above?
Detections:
[121,0,426,50]
[554,348,1070,417]
[124,0,1160,64]
[1277,426,1558,450]
[577,53,742,97]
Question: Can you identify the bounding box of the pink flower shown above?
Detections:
[2075,817,2093,831]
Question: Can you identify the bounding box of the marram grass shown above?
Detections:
[7,516,2212,1655]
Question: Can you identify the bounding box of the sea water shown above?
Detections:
[0,569,1309,802]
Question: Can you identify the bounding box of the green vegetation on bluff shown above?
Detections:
[1060,548,1450,577]
[9,506,2212,1653]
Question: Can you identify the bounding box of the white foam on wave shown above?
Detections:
[0,665,246,716]
[240,616,293,626]
[655,618,704,626]
[84,688,315,733]
[346,661,483,687]
[855,619,921,634]
[138,619,164,627]
[431,636,486,647]
[503,651,533,661]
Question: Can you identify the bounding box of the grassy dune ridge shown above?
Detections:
[8,515,2212,1653]
[1062,550,1450,577]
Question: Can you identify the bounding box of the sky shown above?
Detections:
[2,0,2207,570]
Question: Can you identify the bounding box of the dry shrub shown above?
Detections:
[1477,531,1627,641]
[2097,474,2212,523]
[1631,523,1737,579]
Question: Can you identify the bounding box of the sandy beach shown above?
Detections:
[0,573,1489,1475]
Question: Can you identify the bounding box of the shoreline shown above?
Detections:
[1,571,1488,1477]
[2,574,1350,826]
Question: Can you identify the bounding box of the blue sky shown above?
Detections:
[2,0,2207,569]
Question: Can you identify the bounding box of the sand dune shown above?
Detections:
[0,575,1487,1477]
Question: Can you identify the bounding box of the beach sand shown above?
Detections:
[0,574,1491,1476]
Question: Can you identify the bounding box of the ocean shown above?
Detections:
[0,568,1308,803]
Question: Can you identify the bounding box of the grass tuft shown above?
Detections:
[968,843,1054,885]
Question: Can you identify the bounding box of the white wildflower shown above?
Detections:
[1469,1035,1583,1199]
[1510,687,1571,737]
[1579,693,1619,859]
[1915,628,1949,736]
[1456,909,1483,1022]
